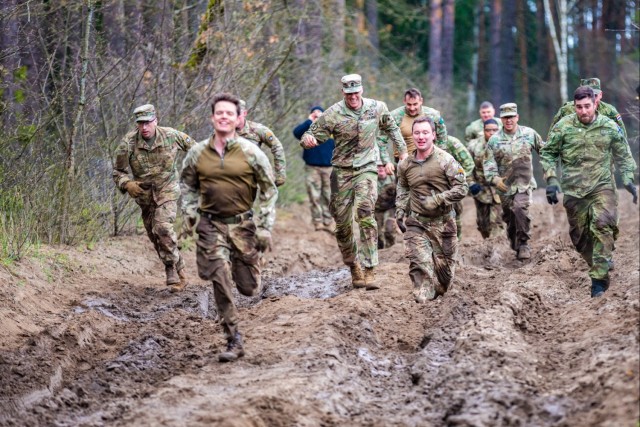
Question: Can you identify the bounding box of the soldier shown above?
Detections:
[375,152,397,249]
[396,116,468,302]
[547,77,627,140]
[467,119,504,239]
[301,74,408,290]
[541,86,637,298]
[180,93,277,362]
[293,106,335,232]
[483,103,544,260]
[378,87,447,167]
[464,101,501,143]
[113,104,194,292]
[237,100,287,186]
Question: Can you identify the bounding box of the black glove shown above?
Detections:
[396,217,406,233]
[625,182,638,204]
[469,183,482,196]
[546,185,560,205]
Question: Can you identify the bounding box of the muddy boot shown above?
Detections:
[170,267,188,293]
[350,263,366,288]
[218,332,245,363]
[364,267,379,290]
[590,278,609,298]
[165,264,180,286]
[314,222,323,231]
[413,285,435,303]
[517,244,531,260]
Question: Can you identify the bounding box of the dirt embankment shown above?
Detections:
[0,191,638,427]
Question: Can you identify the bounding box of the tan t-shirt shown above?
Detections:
[400,114,416,154]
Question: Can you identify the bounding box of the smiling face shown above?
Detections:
[479,106,495,121]
[575,97,596,124]
[211,100,239,135]
[404,95,423,117]
[136,118,157,140]
[343,89,363,110]
[412,121,435,156]
[501,115,519,134]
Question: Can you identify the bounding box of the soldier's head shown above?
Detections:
[341,74,364,110]
[211,93,241,136]
[412,115,436,155]
[479,101,495,121]
[580,77,603,103]
[236,99,249,129]
[133,104,158,140]
[404,88,424,117]
[573,86,597,125]
[483,119,500,141]
[499,103,519,134]
[309,106,324,121]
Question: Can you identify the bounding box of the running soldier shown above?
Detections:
[464,101,501,144]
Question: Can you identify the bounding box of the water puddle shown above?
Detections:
[264,268,351,300]
[74,298,129,322]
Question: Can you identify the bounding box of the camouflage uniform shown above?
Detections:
[375,169,397,249]
[467,135,504,238]
[541,113,636,282]
[547,100,626,140]
[377,105,447,162]
[483,125,543,253]
[464,117,501,144]
[181,136,277,339]
[305,97,407,268]
[439,135,475,239]
[113,126,194,269]
[237,120,287,185]
[396,146,468,301]
[305,165,333,228]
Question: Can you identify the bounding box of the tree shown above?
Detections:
[543,0,568,102]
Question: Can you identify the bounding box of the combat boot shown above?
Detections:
[170,267,188,293]
[517,244,531,260]
[165,264,180,286]
[364,267,379,290]
[590,278,609,298]
[218,332,245,363]
[350,263,366,288]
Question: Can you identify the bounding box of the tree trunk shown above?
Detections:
[543,0,568,102]
[516,0,529,113]
[467,0,481,120]
[428,0,443,93]
[441,0,454,95]
[489,0,502,106]
[365,0,379,69]
[327,0,346,72]
[0,0,21,125]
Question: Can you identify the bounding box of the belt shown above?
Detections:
[198,209,253,224]
[409,210,452,224]
[334,162,375,172]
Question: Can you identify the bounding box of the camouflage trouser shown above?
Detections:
[195,217,261,339]
[474,199,504,239]
[501,191,531,252]
[305,165,333,226]
[404,213,458,299]
[563,187,618,281]
[330,168,378,268]
[453,201,463,239]
[375,209,396,249]
[138,199,181,267]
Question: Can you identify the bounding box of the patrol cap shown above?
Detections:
[580,77,601,94]
[239,99,247,112]
[133,104,156,122]
[499,103,518,118]
[341,74,363,93]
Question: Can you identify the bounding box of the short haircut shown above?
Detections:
[483,118,499,127]
[404,88,423,100]
[211,92,241,116]
[573,86,595,103]
[412,115,435,132]
[479,101,494,110]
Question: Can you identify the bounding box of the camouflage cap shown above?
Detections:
[499,103,518,118]
[239,99,247,112]
[133,104,156,122]
[580,77,601,94]
[341,74,362,93]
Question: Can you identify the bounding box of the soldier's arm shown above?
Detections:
[304,113,332,145]
[610,127,637,185]
[377,136,391,165]
[174,130,196,152]
[539,125,561,182]
[257,126,287,185]
[293,119,312,140]
[179,143,203,221]
[379,105,407,157]
[434,115,448,147]
[441,159,469,203]
[546,105,566,141]
[482,140,499,185]
[395,162,410,218]
[112,138,133,193]
[449,137,475,185]
[608,106,628,139]
[464,122,475,143]
[250,148,278,232]
[533,130,544,154]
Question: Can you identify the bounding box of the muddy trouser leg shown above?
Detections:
[152,201,180,266]
[140,203,160,257]
[319,166,334,226]
[428,215,458,294]
[404,220,437,300]
[229,220,262,297]
[374,210,386,249]
[384,210,396,247]
[353,171,379,268]
[195,218,238,340]
[305,165,323,226]
[563,188,618,281]
[453,201,463,240]
[474,199,491,239]
[502,192,531,251]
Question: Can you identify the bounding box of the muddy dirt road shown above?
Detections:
[1,191,638,426]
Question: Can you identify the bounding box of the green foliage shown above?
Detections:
[0,190,39,264]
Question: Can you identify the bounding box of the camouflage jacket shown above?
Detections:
[396,146,468,219]
[548,100,626,140]
[467,136,501,204]
[541,113,637,198]
[464,117,501,143]
[378,105,447,162]
[305,98,407,172]
[237,120,286,184]
[113,126,195,205]
[438,135,475,185]
[180,136,278,231]
[483,125,543,196]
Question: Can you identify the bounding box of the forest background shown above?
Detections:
[0,0,638,261]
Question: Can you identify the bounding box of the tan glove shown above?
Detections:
[124,181,144,198]
[275,177,286,187]
[420,190,444,211]
[493,176,508,192]
[256,229,272,252]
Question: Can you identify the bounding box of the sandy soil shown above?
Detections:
[0,190,638,427]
